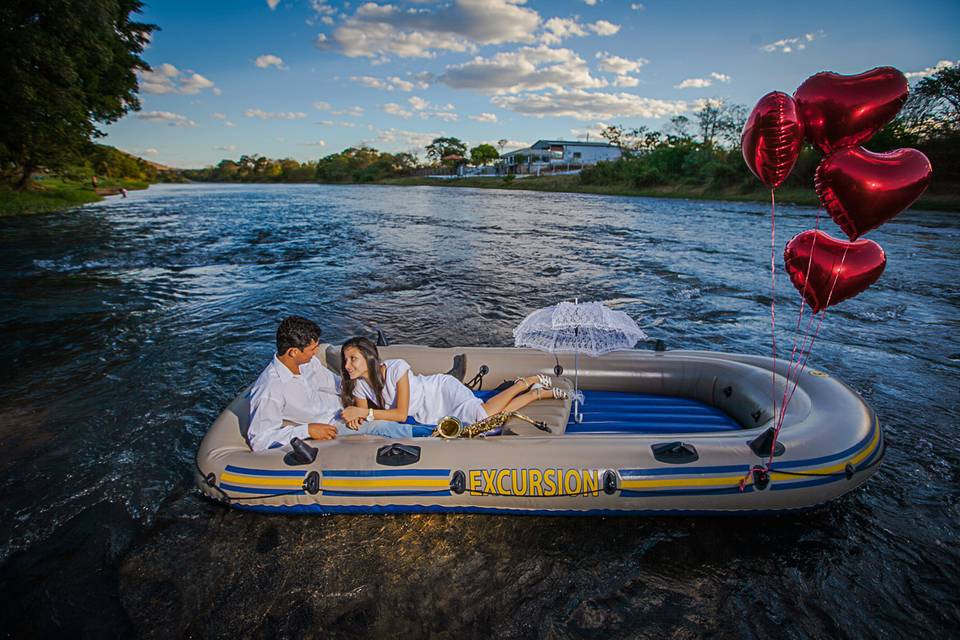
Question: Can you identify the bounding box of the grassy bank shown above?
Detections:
[378,174,960,212]
[0,177,149,216]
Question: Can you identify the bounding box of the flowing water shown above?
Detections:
[0,183,957,638]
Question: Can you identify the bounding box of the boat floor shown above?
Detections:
[469,389,742,434]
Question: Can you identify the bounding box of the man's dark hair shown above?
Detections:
[276,316,321,356]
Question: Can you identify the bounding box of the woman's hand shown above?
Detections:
[346,417,363,430]
[342,405,367,422]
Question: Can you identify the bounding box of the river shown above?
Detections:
[0,183,957,638]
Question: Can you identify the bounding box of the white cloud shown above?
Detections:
[588,20,620,36]
[350,75,417,91]
[310,0,335,16]
[675,78,711,89]
[244,108,307,120]
[570,122,609,140]
[375,127,446,152]
[212,112,227,120]
[332,106,365,116]
[497,139,530,151]
[338,121,358,128]
[212,87,222,96]
[225,121,236,127]
[492,88,688,121]
[469,112,498,122]
[316,119,335,125]
[430,111,459,122]
[142,148,159,156]
[313,101,332,110]
[215,145,238,152]
[613,75,639,87]
[321,16,334,25]
[905,59,957,79]
[584,0,598,5]
[440,45,606,95]
[761,30,825,53]
[596,51,648,75]
[541,17,587,46]
[408,96,430,110]
[298,140,327,147]
[267,0,281,9]
[630,3,644,10]
[255,54,287,69]
[674,71,731,89]
[136,111,198,127]
[325,0,541,60]
[140,64,218,95]
[384,102,414,118]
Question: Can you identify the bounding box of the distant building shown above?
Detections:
[500,140,621,173]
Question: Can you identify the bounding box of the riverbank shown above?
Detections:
[0,177,150,216]
[378,174,960,212]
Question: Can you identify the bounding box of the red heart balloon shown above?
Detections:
[794,67,908,155]
[784,230,886,313]
[816,146,932,240]
[741,91,805,189]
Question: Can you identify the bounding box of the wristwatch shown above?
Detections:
[366,408,375,422]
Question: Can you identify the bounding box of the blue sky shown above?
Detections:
[101,0,960,168]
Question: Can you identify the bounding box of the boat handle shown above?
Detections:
[376,443,421,466]
[651,441,699,464]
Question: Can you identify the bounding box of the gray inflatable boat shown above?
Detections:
[195,345,883,516]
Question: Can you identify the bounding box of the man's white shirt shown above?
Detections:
[246,355,342,452]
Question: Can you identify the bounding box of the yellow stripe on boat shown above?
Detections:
[220,472,305,487]
[321,478,449,489]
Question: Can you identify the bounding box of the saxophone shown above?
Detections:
[433,412,551,438]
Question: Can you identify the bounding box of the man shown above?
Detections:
[246,316,410,452]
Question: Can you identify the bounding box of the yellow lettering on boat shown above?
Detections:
[543,469,557,495]
[468,470,482,496]
[496,469,510,494]
[465,468,601,497]
[528,469,543,496]
[481,468,496,494]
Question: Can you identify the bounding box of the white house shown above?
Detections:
[500,140,622,173]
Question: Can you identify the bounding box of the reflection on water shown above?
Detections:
[0,183,957,637]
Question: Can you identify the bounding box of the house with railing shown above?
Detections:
[499,140,621,174]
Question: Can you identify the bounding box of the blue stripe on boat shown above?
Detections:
[220,482,305,495]
[621,464,752,477]
[322,469,450,477]
[620,485,755,497]
[224,465,306,477]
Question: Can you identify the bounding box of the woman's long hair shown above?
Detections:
[340,337,385,409]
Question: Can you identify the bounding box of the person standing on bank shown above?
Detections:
[246,316,341,452]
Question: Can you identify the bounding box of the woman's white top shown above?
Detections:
[354,359,486,425]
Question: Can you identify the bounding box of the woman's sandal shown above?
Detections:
[536,387,569,400]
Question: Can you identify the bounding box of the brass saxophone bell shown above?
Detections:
[435,415,463,439]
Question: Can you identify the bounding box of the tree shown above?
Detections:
[497,139,508,153]
[902,66,960,139]
[425,137,467,163]
[469,144,499,166]
[0,0,156,189]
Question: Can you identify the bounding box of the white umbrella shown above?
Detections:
[513,300,648,422]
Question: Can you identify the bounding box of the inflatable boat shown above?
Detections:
[194,345,884,516]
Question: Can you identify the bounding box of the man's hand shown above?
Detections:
[307,423,337,440]
[346,417,363,430]
[341,406,367,422]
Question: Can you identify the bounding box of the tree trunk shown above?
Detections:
[15,163,36,191]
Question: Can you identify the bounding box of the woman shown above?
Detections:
[339,337,567,429]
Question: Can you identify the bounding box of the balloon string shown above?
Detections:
[780,208,820,413]
[776,212,822,433]
[768,243,850,466]
[769,188,777,426]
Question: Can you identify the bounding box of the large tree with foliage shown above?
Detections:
[425,137,467,163]
[0,0,155,188]
[469,144,499,166]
